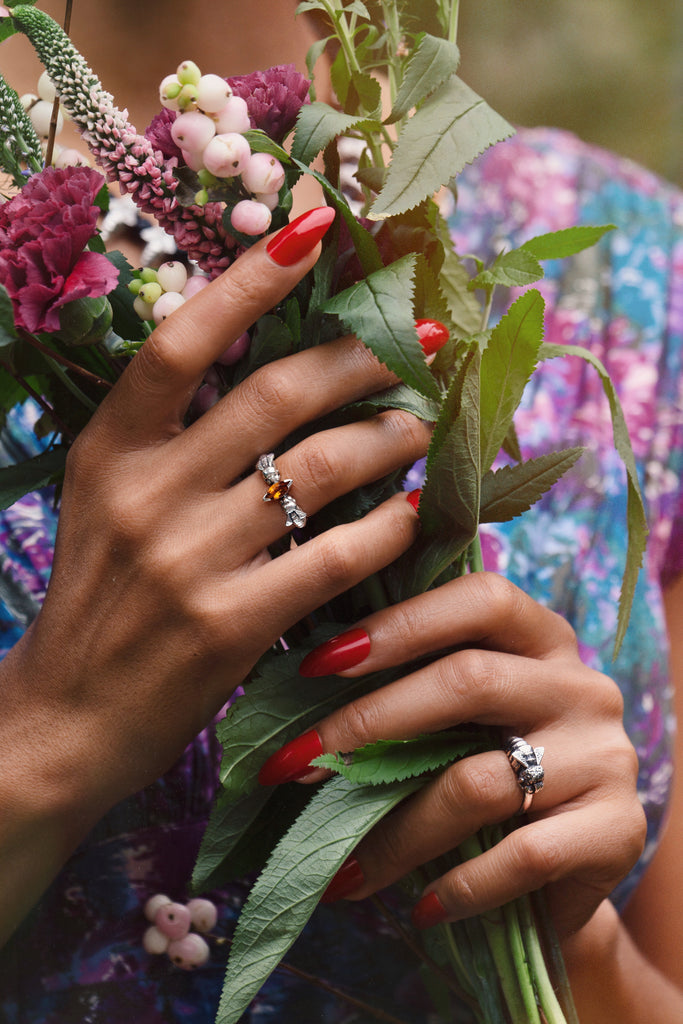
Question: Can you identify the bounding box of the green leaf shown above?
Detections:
[352,382,441,422]
[479,289,545,475]
[350,71,381,118]
[0,284,18,349]
[291,102,367,166]
[192,787,272,893]
[322,254,440,400]
[470,249,544,291]
[520,224,616,261]
[370,76,514,219]
[216,775,422,1024]
[540,342,648,655]
[243,130,293,163]
[233,314,293,385]
[436,245,483,338]
[386,34,461,124]
[480,448,585,523]
[0,446,68,509]
[313,728,495,784]
[104,251,146,343]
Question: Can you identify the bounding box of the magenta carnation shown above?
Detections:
[0,166,119,334]
[145,108,182,162]
[228,64,310,143]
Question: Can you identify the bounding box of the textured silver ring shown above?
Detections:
[257,453,307,529]
[504,736,545,815]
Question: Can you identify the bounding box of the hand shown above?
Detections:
[2,209,431,821]
[260,571,646,937]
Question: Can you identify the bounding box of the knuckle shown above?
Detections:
[439,758,504,817]
[239,363,299,426]
[316,533,354,586]
[293,438,339,499]
[334,697,383,750]
[379,408,431,454]
[441,870,480,916]
[519,831,565,882]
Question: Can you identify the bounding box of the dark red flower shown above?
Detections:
[0,165,119,334]
[228,64,310,144]
[145,108,183,163]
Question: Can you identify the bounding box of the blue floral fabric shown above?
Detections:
[0,128,681,1022]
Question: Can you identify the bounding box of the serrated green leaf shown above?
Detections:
[291,103,378,166]
[313,728,495,784]
[104,251,146,343]
[216,775,422,1024]
[352,382,441,422]
[322,254,440,400]
[480,448,585,523]
[295,0,328,13]
[243,130,293,163]
[520,224,616,261]
[233,314,293,385]
[437,246,483,337]
[386,34,460,124]
[370,76,514,219]
[192,787,272,893]
[0,446,68,509]
[350,71,381,117]
[540,342,648,655]
[480,289,545,475]
[470,249,544,290]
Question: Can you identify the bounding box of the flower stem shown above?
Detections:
[503,899,542,1024]
[523,894,576,1024]
[468,532,485,573]
[19,331,113,393]
[0,361,76,441]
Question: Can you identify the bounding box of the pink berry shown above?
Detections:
[213,96,251,134]
[230,199,272,236]
[241,153,285,196]
[216,331,251,366]
[180,148,205,173]
[254,191,280,212]
[143,925,170,955]
[182,275,210,300]
[197,74,233,114]
[171,110,216,152]
[187,898,218,933]
[144,894,172,922]
[157,261,188,294]
[152,291,186,325]
[202,133,251,178]
[154,902,192,940]
[167,933,210,970]
[191,384,220,416]
[54,148,90,168]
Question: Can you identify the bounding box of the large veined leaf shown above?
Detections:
[386,34,461,124]
[470,250,544,291]
[323,254,441,400]
[520,224,615,261]
[479,448,585,524]
[370,75,513,219]
[479,289,545,476]
[291,103,377,167]
[540,342,648,655]
[192,787,272,893]
[216,775,422,1024]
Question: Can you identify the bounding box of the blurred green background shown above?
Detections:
[458,0,682,185]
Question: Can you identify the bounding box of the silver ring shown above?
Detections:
[257,453,307,529]
[504,736,545,815]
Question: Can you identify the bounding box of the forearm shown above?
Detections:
[562,899,683,1023]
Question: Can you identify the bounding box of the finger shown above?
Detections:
[299,573,579,680]
[99,208,335,443]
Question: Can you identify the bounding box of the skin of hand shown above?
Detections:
[0,218,431,943]
[273,571,647,940]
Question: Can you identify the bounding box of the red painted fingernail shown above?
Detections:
[411,891,449,930]
[320,856,365,904]
[258,729,323,786]
[415,318,449,356]
[266,206,336,266]
[406,488,421,512]
[299,628,371,678]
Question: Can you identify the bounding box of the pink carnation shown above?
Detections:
[228,64,310,144]
[0,166,119,333]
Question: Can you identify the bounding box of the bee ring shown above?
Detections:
[256,453,307,529]
[504,736,545,815]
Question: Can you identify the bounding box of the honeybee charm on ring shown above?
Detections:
[257,453,307,529]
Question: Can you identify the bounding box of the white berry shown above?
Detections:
[241,153,285,196]
[187,898,218,933]
[171,111,216,152]
[159,75,182,111]
[254,191,280,211]
[197,74,233,114]
[154,901,192,941]
[182,275,210,300]
[143,925,170,955]
[157,261,188,294]
[29,99,63,138]
[144,893,172,923]
[153,291,186,325]
[230,199,272,236]
[54,147,90,168]
[167,933,210,970]
[133,295,156,321]
[213,96,251,134]
[37,70,58,103]
[202,132,251,178]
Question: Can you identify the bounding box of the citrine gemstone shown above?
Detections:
[266,480,290,501]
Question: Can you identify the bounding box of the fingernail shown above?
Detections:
[266,207,336,266]
[299,628,371,678]
[406,488,421,513]
[411,891,449,930]
[415,319,449,356]
[258,729,323,786]
[320,856,365,904]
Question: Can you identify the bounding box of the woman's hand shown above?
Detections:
[260,571,646,938]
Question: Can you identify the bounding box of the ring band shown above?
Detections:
[504,736,545,815]
[257,453,307,529]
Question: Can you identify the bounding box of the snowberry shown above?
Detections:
[19,92,38,111]
[181,149,205,173]
[197,74,233,114]
[172,110,216,152]
[133,295,155,321]
[157,261,188,294]
[159,74,182,111]
[167,933,210,970]
[216,330,251,366]
[191,384,220,416]
[138,281,163,305]
[230,199,272,236]
[177,83,199,111]
[153,291,186,325]
[177,60,202,86]
[142,925,170,955]
[54,147,90,168]
[28,99,64,137]
[154,901,192,940]
[202,132,251,178]
[144,893,172,922]
[37,70,57,104]
[213,96,251,134]
[241,152,285,196]
[182,275,210,300]
[187,898,218,933]
[254,191,280,211]
[140,267,159,284]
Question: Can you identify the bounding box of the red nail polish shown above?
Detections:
[320,856,365,904]
[406,488,421,512]
[299,628,371,678]
[258,729,323,786]
[411,891,449,930]
[415,318,449,356]
[266,207,336,266]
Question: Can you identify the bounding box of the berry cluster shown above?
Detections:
[142,894,218,970]
[159,61,285,236]
[129,260,209,325]
[20,70,89,168]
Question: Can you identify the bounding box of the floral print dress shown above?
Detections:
[0,128,681,1023]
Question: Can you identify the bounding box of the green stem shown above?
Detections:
[447,0,460,45]
[523,894,575,1024]
[468,532,485,573]
[363,571,391,611]
[40,352,99,413]
[503,900,542,1024]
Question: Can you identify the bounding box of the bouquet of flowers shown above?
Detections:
[0,2,647,1022]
